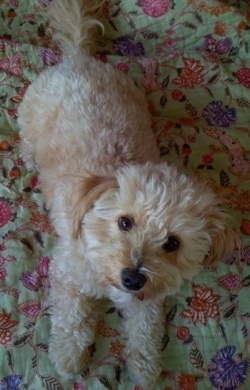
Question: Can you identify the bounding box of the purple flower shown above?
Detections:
[20,271,42,291]
[197,34,230,54]
[0,375,22,390]
[39,49,60,66]
[208,346,248,390]
[114,36,145,57]
[202,101,236,127]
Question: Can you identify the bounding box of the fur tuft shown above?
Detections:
[48,0,104,55]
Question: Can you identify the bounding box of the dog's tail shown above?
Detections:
[48,0,104,56]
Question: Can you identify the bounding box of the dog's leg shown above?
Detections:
[121,300,165,389]
[49,282,98,378]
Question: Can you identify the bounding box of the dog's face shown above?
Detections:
[72,163,232,300]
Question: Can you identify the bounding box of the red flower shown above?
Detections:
[235,68,250,88]
[117,62,129,73]
[176,326,190,341]
[181,285,220,325]
[171,89,184,101]
[202,154,214,165]
[173,58,204,88]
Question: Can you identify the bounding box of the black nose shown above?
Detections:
[121,268,147,291]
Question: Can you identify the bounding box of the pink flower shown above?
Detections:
[20,271,42,291]
[0,244,6,252]
[117,62,129,73]
[166,38,176,49]
[0,268,7,280]
[74,382,85,390]
[217,273,241,292]
[141,0,170,18]
[37,257,50,278]
[17,301,41,319]
[0,200,11,228]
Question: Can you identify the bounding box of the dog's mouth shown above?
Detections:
[110,282,145,301]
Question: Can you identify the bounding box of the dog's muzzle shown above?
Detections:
[121,268,146,291]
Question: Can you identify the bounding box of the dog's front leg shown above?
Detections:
[122,299,165,389]
[49,282,98,378]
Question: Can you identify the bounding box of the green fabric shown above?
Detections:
[0,0,250,389]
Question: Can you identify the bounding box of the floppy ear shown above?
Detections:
[71,175,119,239]
[203,209,235,266]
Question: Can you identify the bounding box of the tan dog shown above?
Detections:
[18,0,232,388]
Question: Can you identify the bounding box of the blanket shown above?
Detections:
[0,0,250,389]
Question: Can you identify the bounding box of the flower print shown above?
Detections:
[235,68,250,89]
[177,373,196,390]
[30,176,40,189]
[17,300,41,319]
[37,256,50,278]
[171,89,186,101]
[0,375,22,390]
[176,326,191,342]
[217,273,241,292]
[0,53,23,77]
[173,58,204,88]
[214,22,228,37]
[20,271,42,291]
[241,246,250,265]
[110,340,124,358]
[181,285,220,325]
[114,36,145,57]
[117,62,129,73]
[74,383,85,390]
[0,268,7,281]
[197,34,230,55]
[202,101,236,127]
[39,48,60,66]
[208,346,248,390]
[0,312,18,345]
[141,0,170,18]
[240,219,250,236]
[0,199,12,228]
[202,154,214,165]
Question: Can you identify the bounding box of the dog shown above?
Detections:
[18,0,233,388]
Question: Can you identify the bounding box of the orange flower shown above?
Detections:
[210,4,230,16]
[238,21,248,31]
[181,284,220,325]
[110,340,124,357]
[180,117,194,126]
[214,22,228,36]
[173,58,204,88]
[178,373,196,390]
[0,311,18,345]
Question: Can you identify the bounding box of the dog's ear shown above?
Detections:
[203,209,235,266]
[71,175,119,239]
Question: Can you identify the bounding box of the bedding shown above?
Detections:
[0,0,250,389]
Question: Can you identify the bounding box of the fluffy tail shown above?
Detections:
[48,0,104,56]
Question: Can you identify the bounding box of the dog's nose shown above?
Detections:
[121,268,146,291]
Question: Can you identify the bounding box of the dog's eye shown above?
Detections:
[163,236,180,252]
[118,216,134,232]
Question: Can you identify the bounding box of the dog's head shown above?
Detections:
[71,163,233,300]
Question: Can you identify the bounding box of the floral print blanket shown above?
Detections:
[1,0,250,389]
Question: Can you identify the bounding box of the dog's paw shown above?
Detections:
[49,339,90,378]
[125,350,161,389]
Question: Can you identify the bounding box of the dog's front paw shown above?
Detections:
[125,350,161,389]
[49,337,90,378]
